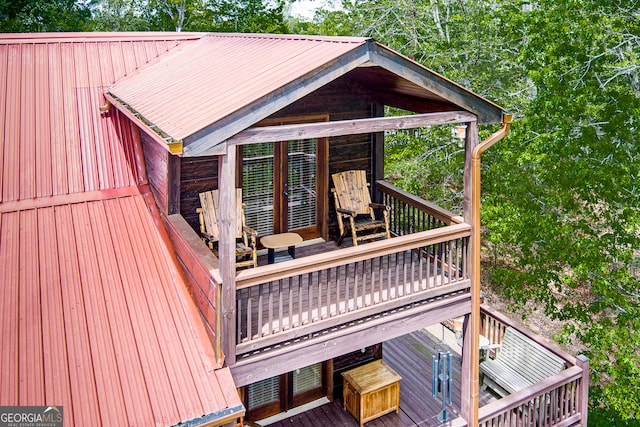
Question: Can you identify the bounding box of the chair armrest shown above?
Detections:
[243,225,258,237]
[369,202,391,211]
[337,207,357,217]
[199,231,215,242]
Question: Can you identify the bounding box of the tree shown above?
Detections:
[483,1,640,422]
[0,0,93,32]
[209,0,288,33]
[92,0,148,31]
[308,0,640,421]
[91,0,288,33]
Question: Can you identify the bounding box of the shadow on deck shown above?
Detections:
[261,327,497,427]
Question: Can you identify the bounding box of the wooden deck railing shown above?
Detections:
[377,180,464,235]
[465,305,590,427]
[235,224,471,356]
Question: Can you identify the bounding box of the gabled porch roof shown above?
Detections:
[106,33,506,157]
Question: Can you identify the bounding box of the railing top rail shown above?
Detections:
[236,222,471,289]
[480,304,578,366]
[376,180,465,225]
[478,365,584,422]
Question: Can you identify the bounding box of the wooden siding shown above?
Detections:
[180,155,218,230]
[164,213,223,362]
[142,131,170,212]
[178,76,376,236]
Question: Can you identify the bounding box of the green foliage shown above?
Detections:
[484,1,640,421]
[0,0,93,32]
[385,124,465,214]
[209,0,287,33]
[308,0,640,420]
[90,0,288,32]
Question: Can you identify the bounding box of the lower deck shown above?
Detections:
[252,327,497,427]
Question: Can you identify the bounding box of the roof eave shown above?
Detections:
[105,92,184,155]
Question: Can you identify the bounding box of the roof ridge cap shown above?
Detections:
[204,32,370,44]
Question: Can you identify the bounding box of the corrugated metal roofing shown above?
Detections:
[0,32,243,426]
[0,32,201,203]
[108,33,369,143]
[0,195,242,426]
[107,33,506,157]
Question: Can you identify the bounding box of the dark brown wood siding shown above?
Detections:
[268,77,378,241]
[178,76,378,237]
[330,344,382,400]
[179,155,218,230]
[142,132,169,213]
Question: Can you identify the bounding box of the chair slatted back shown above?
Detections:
[331,170,372,216]
[199,188,243,242]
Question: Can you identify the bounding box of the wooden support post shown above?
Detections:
[219,147,237,364]
[461,121,478,422]
[577,355,590,426]
[372,103,385,203]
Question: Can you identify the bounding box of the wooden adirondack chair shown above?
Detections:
[331,170,391,246]
[197,188,258,269]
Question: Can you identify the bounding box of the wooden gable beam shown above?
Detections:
[227,111,477,146]
[369,43,504,125]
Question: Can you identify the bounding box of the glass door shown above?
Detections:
[242,137,325,240]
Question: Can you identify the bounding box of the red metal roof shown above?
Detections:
[0,195,242,425]
[108,33,369,143]
[0,33,243,426]
[0,32,202,203]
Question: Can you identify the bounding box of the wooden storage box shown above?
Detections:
[342,359,402,426]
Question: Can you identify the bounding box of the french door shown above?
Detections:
[243,363,326,421]
[242,136,327,241]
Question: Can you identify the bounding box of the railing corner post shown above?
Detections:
[576,354,590,426]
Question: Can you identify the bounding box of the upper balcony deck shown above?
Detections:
[165,181,588,427]
[229,182,472,383]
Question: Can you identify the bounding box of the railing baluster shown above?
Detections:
[386,254,392,300]
[298,275,304,325]
[257,286,263,337]
[344,264,350,313]
[324,269,330,319]
[246,297,252,341]
[277,283,283,333]
[237,298,242,342]
[447,240,453,284]
[354,260,360,309]
[288,277,293,328]
[335,266,340,315]
[268,281,274,335]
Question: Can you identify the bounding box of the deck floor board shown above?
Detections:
[264,328,497,427]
